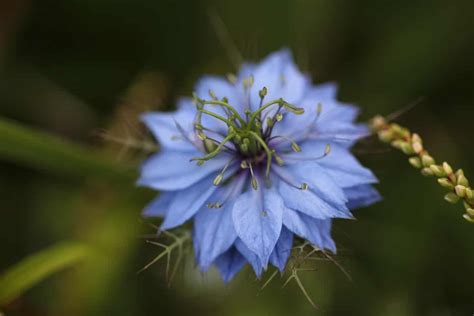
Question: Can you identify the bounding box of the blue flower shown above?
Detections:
[139,49,380,282]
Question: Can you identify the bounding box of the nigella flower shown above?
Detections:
[139,49,380,282]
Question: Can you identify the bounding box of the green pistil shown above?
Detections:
[192,87,306,183]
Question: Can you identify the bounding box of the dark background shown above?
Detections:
[1,0,474,315]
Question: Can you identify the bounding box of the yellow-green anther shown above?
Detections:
[259,86,268,99]
[266,117,274,127]
[197,131,207,140]
[213,174,223,186]
[291,142,301,153]
[251,177,258,190]
[300,183,309,190]
[197,160,205,166]
[222,97,228,103]
[430,165,445,177]
[442,162,453,175]
[317,103,323,115]
[274,154,284,166]
[457,174,469,187]
[240,143,249,153]
[240,160,248,169]
[445,192,460,204]
[208,89,217,100]
[226,73,237,84]
[421,167,434,176]
[437,178,454,189]
[276,113,283,121]
[324,144,331,155]
[409,157,422,168]
[422,154,435,167]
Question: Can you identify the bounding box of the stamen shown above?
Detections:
[248,162,258,190]
[191,132,235,162]
[226,73,237,84]
[248,131,273,178]
[283,144,331,161]
[213,158,236,186]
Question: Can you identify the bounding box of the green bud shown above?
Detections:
[378,130,393,143]
[437,178,454,189]
[213,174,223,186]
[444,192,460,204]
[455,185,466,197]
[400,142,414,154]
[465,188,473,200]
[442,162,453,175]
[421,154,435,167]
[466,208,474,217]
[409,157,422,168]
[421,167,434,176]
[462,214,474,223]
[457,174,469,187]
[429,165,445,177]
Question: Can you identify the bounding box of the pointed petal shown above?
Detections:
[214,247,247,283]
[269,226,293,272]
[345,184,381,209]
[232,179,284,268]
[137,150,230,190]
[160,176,218,230]
[234,239,263,278]
[193,175,247,270]
[142,192,174,217]
[283,208,337,253]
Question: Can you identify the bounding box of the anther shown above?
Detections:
[226,73,237,84]
[208,90,217,100]
[300,183,309,190]
[259,86,268,99]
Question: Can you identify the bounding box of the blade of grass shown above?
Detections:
[0,241,91,306]
[0,117,135,181]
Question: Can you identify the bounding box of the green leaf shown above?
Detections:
[0,241,91,306]
[0,116,135,181]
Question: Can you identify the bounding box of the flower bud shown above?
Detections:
[412,133,422,144]
[378,130,393,142]
[421,167,434,176]
[462,214,474,223]
[466,207,474,217]
[409,157,422,168]
[421,154,435,167]
[401,142,414,154]
[442,162,453,175]
[457,174,469,187]
[429,165,445,177]
[455,185,466,197]
[465,188,473,200]
[437,178,454,189]
[444,192,460,204]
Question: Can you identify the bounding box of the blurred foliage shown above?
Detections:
[0,0,473,315]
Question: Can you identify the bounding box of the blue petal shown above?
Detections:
[137,149,230,190]
[214,246,247,283]
[285,141,378,188]
[345,184,381,209]
[193,180,246,270]
[269,226,293,272]
[278,180,352,219]
[283,208,337,253]
[195,75,245,117]
[234,239,263,278]
[142,192,174,217]
[232,178,284,268]
[248,49,309,111]
[141,99,197,151]
[160,176,218,230]
[285,162,348,206]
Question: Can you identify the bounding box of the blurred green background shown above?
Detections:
[1,0,474,315]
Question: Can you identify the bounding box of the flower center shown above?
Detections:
[191,83,307,187]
